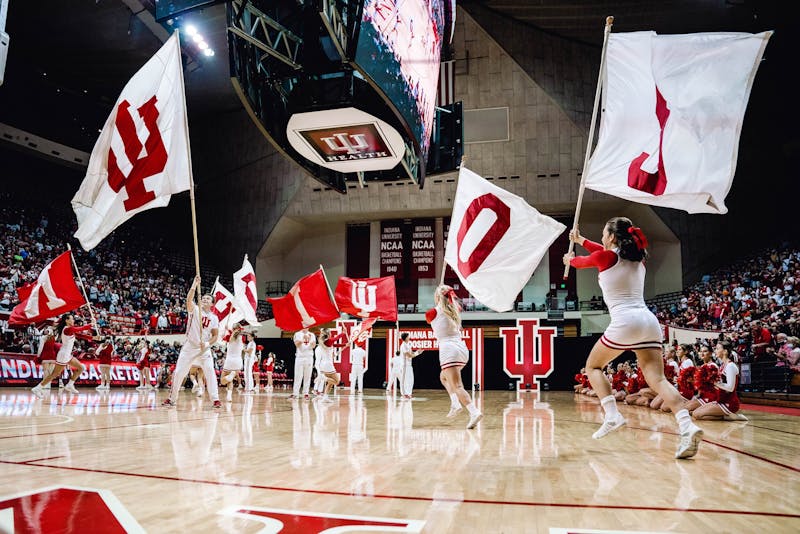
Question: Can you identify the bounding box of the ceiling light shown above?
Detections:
[185,25,198,36]
[203,49,214,57]
[198,41,209,50]
[192,33,203,43]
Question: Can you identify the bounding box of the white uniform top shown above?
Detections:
[244,340,256,362]
[316,342,336,373]
[351,345,367,368]
[391,354,404,373]
[227,335,244,360]
[431,306,462,345]
[399,341,415,361]
[294,330,316,360]
[56,328,79,362]
[137,347,149,364]
[185,307,219,347]
[680,359,695,370]
[224,335,244,370]
[598,255,648,314]
[667,360,680,375]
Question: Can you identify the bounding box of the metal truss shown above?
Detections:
[227,0,303,70]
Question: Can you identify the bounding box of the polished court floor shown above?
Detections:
[0,387,798,533]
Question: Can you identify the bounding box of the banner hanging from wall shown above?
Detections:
[380,220,407,279]
[411,219,435,278]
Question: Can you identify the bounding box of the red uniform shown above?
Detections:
[718,362,740,413]
[136,348,151,370]
[264,358,275,373]
[38,338,58,364]
[611,370,627,392]
[97,344,113,366]
[677,366,696,400]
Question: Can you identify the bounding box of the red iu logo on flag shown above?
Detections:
[499,319,556,391]
[627,87,671,196]
[107,96,168,212]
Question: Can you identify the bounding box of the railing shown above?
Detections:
[741,360,799,394]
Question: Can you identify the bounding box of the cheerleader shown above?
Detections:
[162,275,221,409]
[611,363,628,401]
[399,332,423,400]
[386,350,403,394]
[574,367,587,393]
[692,340,748,421]
[426,284,482,428]
[95,337,114,390]
[679,344,696,371]
[315,328,349,403]
[36,327,58,391]
[685,344,719,413]
[242,332,257,394]
[565,219,703,458]
[350,341,367,395]
[31,314,93,397]
[290,328,316,399]
[263,351,275,392]
[220,324,244,402]
[650,354,679,410]
[136,340,153,390]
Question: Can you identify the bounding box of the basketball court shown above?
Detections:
[1,388,798,532]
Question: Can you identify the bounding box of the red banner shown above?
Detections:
[0,353,163,387]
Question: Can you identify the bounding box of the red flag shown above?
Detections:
[268,269,339,331]
[9,251,87,325]
[334,276,398,322]
[353,317,378,347]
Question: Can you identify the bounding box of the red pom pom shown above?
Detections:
[256,345,264,351]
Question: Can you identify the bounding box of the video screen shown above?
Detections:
[356,0,445,159]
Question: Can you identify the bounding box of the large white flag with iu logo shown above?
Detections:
[72,32,191,250]
[444,167,565,312]
[585,31,771,214]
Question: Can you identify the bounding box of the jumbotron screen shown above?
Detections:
[356,0,445,160]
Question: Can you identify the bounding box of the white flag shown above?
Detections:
[233,256,260,326]
[212,279,245,335]
[444,167,565,312]
[585,31,771,214]
[72,32,191,250]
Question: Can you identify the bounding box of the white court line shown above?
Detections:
[0,414,74,430]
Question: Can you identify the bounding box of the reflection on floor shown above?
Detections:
[0,388,798,533]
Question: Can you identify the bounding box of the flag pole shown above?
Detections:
[563,16,614,279]
[175,29,202,303]
[67,244,99,335]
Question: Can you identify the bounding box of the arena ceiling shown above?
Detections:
[0,0,795,155]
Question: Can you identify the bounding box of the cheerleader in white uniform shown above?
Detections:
[221,324,244,401]
[291,328,316,399]
[426,285,482,429]
[31,314,93,397]
[315,328,349,403]
[242,332,257,394]
[399,332,423,399]
[162,276,221,409]
[565,218,704,459]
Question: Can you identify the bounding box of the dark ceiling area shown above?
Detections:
[1,0,797,159]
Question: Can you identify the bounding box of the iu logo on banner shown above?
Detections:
[219,507,424,534]
[499,319,556,391]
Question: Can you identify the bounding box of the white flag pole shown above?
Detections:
[174,29,203,305]
[563,16,614,279]
[67,244,99,335]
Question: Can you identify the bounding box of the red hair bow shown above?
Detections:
[627,226,648,250]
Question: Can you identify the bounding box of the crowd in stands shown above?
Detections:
[653,244,800,371]
[0,189,261,358]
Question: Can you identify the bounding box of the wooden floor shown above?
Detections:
[1,387,799,533]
